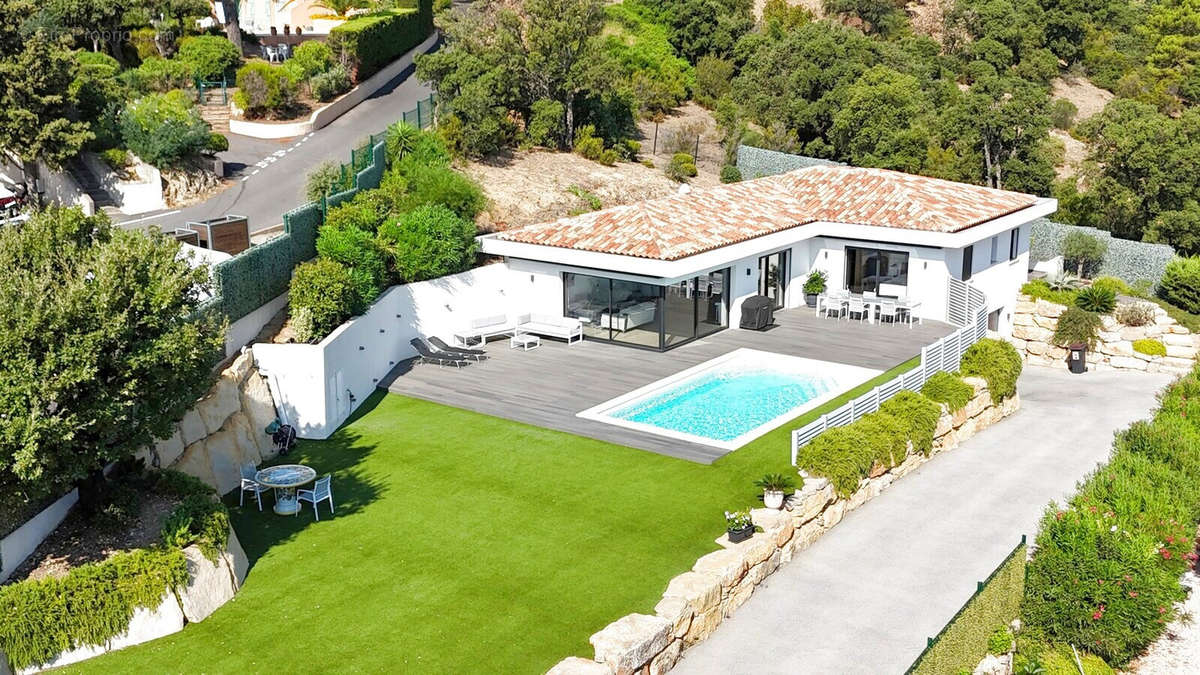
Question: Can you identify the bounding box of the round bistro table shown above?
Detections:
[255,464,317,516]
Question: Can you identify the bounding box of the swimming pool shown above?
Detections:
[577,349,880,450]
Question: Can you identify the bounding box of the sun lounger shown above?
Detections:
[410,338,469,368]
[429,336,487,361]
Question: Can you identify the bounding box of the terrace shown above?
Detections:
[382,309,954,463]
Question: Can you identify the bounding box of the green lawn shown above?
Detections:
[73,356,918,673]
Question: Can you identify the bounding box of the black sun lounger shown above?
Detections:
[428,336,488,361]
[410,338,469,368]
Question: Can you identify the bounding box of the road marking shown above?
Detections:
[120,209,180,225]
[306,133,314,139]
[251,169,260,175]
[241,176,251,182]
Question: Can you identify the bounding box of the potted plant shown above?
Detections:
[803,269,827,307]
[724,509,754,543]
[1052,307,1102,375]
[754,472,796,509]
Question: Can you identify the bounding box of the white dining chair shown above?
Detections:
[297,475,335,520]
[877,302,900,326]
[847,297,868,322]
[239,463,271,511]
[822,296,845,320]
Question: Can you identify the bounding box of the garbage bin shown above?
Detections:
[1068,342,1087,374]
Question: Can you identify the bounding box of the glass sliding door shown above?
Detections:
[758,251,788,309]
[564,272,612,341]
[607,279,662,348]
[844,246,909,297]
[696,268,729,338]
[663,278,696,348]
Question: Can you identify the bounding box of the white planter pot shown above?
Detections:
[763,490,785,510]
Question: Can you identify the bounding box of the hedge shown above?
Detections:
[328,2,433,82]
[959,339,1022,401]
[1030,219,1175,286]
[909,539,1027,674]
[1158,256,1200,314]
[920,371,973,413]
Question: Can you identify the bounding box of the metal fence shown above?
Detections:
[401,94,437,130]
[790,276,989,464]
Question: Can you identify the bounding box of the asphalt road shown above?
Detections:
[116,45,436,233]
[672,367,1172,675]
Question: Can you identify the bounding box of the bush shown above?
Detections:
[233,60,300,119]
[1132,338,1166,356]
[987,627,1013,655]
[1075,286,1116,313]
[160,494,230,561]
[794,425,872,497]
[310,64,352,102]
[325,192,388,232]
[959,339,1022,401]
[100,148,130,171]
[921,372,973,412]
[120,91,212,168]
[76,51,121,78]
[289,258,359,342]
[1062,230,1108,278]
[666,152,698,182]
[0,547,189,671]
[1050,99,1078,130]
[878,390,941,456]
[206,132,229,153]
[177,35,241,81]
[376,204,478,283]
[1052,307,1102,349]
[1117,416,1200,479]
[695,55,734,106]
[291,40,335,79]
[305,160,352,202]
[393,162,486,220]
[1021,279,1078,306]
[1090,276,1129,297]
[316,223,389,309]
[719,164,742,183]
[125,56,194,94]
[1157,256,1200,314]
[328,6,433,82]
[1113,302,1156,327]
[528,99,566,149]
[573,124,615,165]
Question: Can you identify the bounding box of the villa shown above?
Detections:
[479,165,1056,350]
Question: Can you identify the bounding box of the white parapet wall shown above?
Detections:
[253,261,561,438]
[0,489,79,582]
[82,153,166,215]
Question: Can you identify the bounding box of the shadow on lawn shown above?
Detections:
[225,392,390,567]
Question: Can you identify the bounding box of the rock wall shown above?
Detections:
[548,378,1018,675]
[136,351,281,495]
[1,528,248,674]
[1011,295,1198,375]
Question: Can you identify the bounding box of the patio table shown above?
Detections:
[255,464,317,516]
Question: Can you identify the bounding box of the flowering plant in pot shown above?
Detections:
[754,472,796,509]
[724,509,754,543]
[802,269,827,307]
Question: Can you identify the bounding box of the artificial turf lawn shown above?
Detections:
[73,356,919,673]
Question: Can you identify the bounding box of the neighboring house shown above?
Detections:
[478,165,1057,350]
[231,0,345,35]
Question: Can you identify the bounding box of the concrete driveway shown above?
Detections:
[673,367,1173,675]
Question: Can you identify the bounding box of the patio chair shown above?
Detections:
[863,290,877,300]
[822,296,846,321]
[429,336,487,361]
[877,302,900,326]
[239,463,272,511]
[847,297,869,322]
[297,475,334,520]
[410,338,469,368]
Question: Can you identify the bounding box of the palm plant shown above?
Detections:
[307,0,369,20]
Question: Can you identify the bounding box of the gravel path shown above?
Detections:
[1128,571,1200,673]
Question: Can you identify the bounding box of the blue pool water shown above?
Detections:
[610,369,837,442]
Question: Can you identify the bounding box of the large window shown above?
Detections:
[758,250,788,309]
[844,246,909,297]
[562,269,729,350]
[961,245,974,280]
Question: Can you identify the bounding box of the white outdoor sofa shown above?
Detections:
[600,301,657,332]
[516,313,584,344]
[454,314,517,347]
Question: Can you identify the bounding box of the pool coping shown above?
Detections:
[576,348,882,451]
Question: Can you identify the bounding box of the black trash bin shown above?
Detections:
[1068,342,1087,374]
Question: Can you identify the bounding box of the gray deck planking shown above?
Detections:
[380,309,955,464]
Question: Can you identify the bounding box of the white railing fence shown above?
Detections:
[790,276,989,465]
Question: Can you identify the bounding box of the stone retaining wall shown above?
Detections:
[1011,295,1198,375]
[0,528,248,674]
[136,351,281,495]
[548,378,1019,675]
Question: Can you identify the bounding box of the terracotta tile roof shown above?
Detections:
[493,166,1039,261]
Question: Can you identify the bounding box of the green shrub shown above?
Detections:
[316,223,389,309]
[291,40,335,79]
[695,55,734,107]
[207,132,229,153]
[393,162,486,220]
[376,204,479,283]
[959,338,1022,401]
[177,35,241,81]
[1090,276,1129,297]
[233,60,300,119]
[666,152,697,182]
[76,51,121,78]
[794,425,872,497]
[987,626,1013,655]
[802,269,827,295]
[616,139,641,161]
[528,98,566,149]
[1023,644,1113,675]
[1113,301,1155,327]
[100,148,130,170]
[310,64,352,102]
[1117,416,1200,480]
[328,6,433,82]
[1050,99,1077,130]
[93,482,140,533]
[1158,256,1200,314]
[921,371,973,412]
[152,469,216,499]
[855,411,909,470]
[305,160,352,202]
[289,258,359,342]
[1132,338,1165,356]
[1062,230,1108,278]
[324,192,388,232]
[878,390,941,455]
[125,56,194,94]
[1075,286,1116,313]
[0,547,188,671]
[1052,307,1102,349]
[719,164,742,183]
[573,124,613,165]
[160,494,230,561]
[1021,279,1078,306]
[120,90,211,168]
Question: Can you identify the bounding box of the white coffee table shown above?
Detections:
[510,333,540,351]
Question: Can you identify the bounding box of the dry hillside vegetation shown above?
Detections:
[636,102,724,184]
[753,0,823,18]
[1051,75,1114,121]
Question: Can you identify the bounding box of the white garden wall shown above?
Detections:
[0,490,78,582]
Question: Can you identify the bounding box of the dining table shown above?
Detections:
[255,464,317,516]
[815,292,922,325]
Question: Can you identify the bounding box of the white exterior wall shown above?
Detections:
[945,222,1032,336]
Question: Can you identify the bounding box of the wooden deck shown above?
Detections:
[380,309,955,463]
